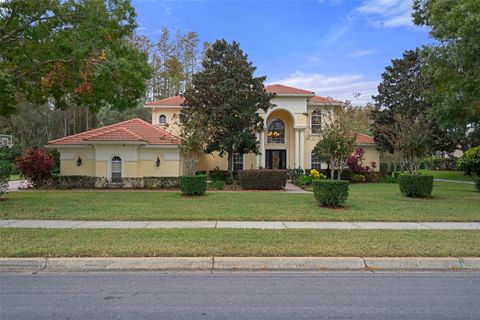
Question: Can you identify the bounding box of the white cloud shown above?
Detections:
[349,49,374,57]
[271,71,379,105]
[357,0,414,28]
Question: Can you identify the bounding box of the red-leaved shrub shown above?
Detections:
[16,148,53,186]
[347,147,370,174]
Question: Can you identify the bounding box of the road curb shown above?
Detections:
[1,257,479,273]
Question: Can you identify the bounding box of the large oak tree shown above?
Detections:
[0,0,151,116]
[413,0,480,129]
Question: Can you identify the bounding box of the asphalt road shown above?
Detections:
[1,271,479,320]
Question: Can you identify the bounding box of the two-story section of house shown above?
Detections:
[145,84,379,173]
[48,84,379,178]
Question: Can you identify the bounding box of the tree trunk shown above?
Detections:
[338,157,343,181]
[227,151,233,175]
[330,160,335,181]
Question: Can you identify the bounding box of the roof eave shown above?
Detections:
[273,93,315,98]
[45,144,92,148]
[144,105,183,108]
[308,102,345,106]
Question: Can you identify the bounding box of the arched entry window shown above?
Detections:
[267,119,285,144]
[159,114,167,125]
[111,156,122,182]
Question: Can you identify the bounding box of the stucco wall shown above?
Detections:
[138,147,181,177]
[57,145,181,178]
[196,152,257,172]
[150,107,182,135]
[59,147,96,176]
[362,146,381,171]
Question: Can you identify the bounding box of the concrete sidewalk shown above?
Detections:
[1,257,479,273]
[1,220,479,230]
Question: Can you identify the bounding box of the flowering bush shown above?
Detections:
[16,148,53,186]
[347,147,370,174]
[309,169,326,180]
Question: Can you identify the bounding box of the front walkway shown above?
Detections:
[283,181,310,193]
[1,220,479,230]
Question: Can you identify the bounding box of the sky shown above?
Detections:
[132,0,432,105]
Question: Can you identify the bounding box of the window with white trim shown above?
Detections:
[232,153,244,171]
[311,109,322,134]
[159,114,167,125]
[311,151,322,170]
[111,156,122,182]
[267,119,285,144]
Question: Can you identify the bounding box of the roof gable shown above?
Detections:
[356,133,375,145]
[309,95,343,104]
[145,96,185,107]
[265,84,315,95]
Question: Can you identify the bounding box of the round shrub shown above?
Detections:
[457,146,480,191]
[351,174,366,183]
[398,174,434,197]
[313,180,349,207]
[180,175,207,195]
[0,161,10,197]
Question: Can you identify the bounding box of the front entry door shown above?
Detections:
[265,150,287,169]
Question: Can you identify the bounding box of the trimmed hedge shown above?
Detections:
[313,180,349,207]
[143,176,179,189]
[208,180,224,190]
[398,174,434,197]
[180,175,207,195]
[209,168,230,181]
[53,175,179,189]
[237,169,287,190]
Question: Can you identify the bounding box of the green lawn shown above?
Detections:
[1,182,479,222]
[1,228,478,257]
[418,170,473,182]
[8,174,20,181]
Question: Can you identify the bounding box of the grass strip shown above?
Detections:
[1,228,478,257]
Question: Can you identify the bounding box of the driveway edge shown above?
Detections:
[1,257,479,273]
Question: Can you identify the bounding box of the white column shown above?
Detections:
[299,130,305,169]
[294,130,300,168]
[259,131,265,168]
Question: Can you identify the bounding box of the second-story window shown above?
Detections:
[267,119,285,144]
[159,114,167,125]
[311,110,322,134]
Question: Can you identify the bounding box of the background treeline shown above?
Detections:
[0,28,202,153]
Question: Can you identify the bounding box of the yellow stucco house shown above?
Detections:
[47,84,379,178]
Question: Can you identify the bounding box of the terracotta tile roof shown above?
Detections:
[48,118,180,145]
[356,133,375,145]
[265,84,315,95]
[309,95,343,104]
[145,96,185,106]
